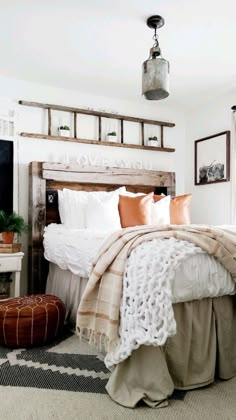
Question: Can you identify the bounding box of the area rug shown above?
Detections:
[0,328,109,394]
[0,328,236,420]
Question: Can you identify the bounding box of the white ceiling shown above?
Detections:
[0,0,235,109]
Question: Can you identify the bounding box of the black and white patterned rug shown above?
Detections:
[0,327,186,400]
[0,328,110,394]
[1,328,236,420]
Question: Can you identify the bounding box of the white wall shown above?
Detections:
[0,74,187,294]
[185,89,236,225]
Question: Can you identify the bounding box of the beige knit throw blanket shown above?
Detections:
[76,224,236,350]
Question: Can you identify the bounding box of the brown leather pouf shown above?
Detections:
[0,294,66,347]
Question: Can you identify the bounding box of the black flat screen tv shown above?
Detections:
[0,140,13,214]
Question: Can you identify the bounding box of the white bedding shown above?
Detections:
[44,223,236,303]
[44,224,112,278]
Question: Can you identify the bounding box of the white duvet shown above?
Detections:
[44,224,236,303]
[44,224,112,278]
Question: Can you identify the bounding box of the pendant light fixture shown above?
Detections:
[142,15,169,100]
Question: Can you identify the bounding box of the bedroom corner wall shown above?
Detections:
[185,89,236,225]
[0,74,187,294]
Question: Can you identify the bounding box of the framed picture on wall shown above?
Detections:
[194,131,230,186]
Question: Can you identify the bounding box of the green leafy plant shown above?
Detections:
[59,125,70,130]
[0,210,29,234]
[148,136,158,141]
[107,131,117,136]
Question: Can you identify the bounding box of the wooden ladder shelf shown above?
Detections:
[19,100,175,153]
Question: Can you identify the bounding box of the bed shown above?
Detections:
[28,161,236,408]
[28,161,175,295]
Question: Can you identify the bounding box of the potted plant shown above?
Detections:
[58,125,71,137]
[106,131,117,142]
[148,136,159,147]
[0,210,29,244]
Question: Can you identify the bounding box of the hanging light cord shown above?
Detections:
[153,28,159,48]
[150,27,161,58]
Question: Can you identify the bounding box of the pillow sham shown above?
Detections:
[61,186,126,229]
[58,190,65,224]
[152,195,171,225]
[170,194,192,224]
[154,193,192,224]
[119,192,154,228]
[86,193,121,230]
[63,189,88,228]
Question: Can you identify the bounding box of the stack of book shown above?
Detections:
[0,243,21,253]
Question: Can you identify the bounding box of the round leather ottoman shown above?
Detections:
[0,294,66,347]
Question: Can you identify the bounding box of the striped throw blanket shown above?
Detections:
[76,225,236,350]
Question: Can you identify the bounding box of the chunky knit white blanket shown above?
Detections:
[104,238,204,369]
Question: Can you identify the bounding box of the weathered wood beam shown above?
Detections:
[28,162,48,294]
[20,132,175,152]
[41,163,175,187]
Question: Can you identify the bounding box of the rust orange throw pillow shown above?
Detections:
[119,193,154,228]
[154,194,192,224]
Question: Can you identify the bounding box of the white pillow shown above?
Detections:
[61,186,126,228]
[58,190,65,223]
[86,193,121,230]
[63,189,88,228]
[151,195,171,225]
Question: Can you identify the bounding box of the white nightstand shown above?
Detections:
[0,252,24,297]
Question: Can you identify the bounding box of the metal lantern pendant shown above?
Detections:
[142,15,169,100]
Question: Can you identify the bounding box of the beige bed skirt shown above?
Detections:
[106,295,236,408]
[46,263,88,324]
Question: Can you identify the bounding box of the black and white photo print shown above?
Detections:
[194,131,230,186]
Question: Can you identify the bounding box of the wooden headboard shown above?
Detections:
[28,162,175,293]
